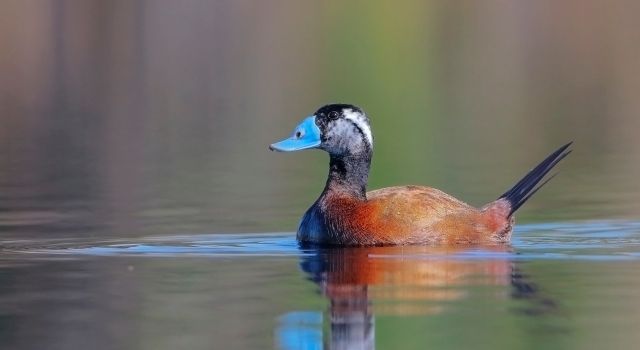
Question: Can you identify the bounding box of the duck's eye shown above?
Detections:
[295,131,302,138]
[328,111,339,120]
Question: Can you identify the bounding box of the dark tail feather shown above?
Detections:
[499,142,572,216]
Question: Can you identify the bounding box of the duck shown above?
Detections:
[269,103,571,246]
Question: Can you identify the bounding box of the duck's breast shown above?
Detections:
[298,204,328,243]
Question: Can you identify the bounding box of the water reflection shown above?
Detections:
[280,245,552,350]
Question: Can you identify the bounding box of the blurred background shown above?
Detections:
[1,0,639,240]
[3,2,640,350]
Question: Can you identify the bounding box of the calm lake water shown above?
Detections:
[3,1,640,349]
[1,221,640,349]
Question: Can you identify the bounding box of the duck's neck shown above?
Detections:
[323,152,371,199]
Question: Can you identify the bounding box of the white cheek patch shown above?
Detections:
[326,119,352,139]
[343,109,373,147]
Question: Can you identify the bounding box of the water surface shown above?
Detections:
[2,221,640,350]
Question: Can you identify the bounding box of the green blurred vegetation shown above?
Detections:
[1,0,639,238]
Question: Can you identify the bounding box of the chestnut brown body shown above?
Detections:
[299,186,513,246]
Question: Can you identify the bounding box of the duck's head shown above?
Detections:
[270,104,373,157]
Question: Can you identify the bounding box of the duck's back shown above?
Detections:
[365,186,485,244]
[367,185,473,215]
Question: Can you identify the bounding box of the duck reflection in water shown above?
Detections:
[276,245,555,350]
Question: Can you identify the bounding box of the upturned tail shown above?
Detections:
[499,142,572,216]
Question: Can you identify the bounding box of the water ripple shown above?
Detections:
[5,220,640,261]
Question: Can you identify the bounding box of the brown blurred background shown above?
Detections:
[1,0,639,239]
